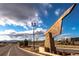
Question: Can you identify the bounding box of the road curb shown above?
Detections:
[39,52,61,56]
[18,47,44,56]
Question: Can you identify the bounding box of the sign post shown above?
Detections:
[45,32,56,53]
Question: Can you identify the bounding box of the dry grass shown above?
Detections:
[56,45,79,50]
[22,46,39,53]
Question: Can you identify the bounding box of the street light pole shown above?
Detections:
[32,22,36,51]
[33,25,35,50]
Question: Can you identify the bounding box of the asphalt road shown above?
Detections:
[0,45,38,56]
[1,44,79,56]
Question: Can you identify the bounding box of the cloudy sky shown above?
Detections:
[0,3,79,41]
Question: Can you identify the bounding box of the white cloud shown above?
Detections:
[0,4,47,41]
[55,33,71,40]
[0,13,44,30]
[16,28,47,35]
[0,4,46,31]
[15,28,47,41]
[0,17,6,26]
[0,17,28,30]
[49,4,52,8]
[55,8,63,16]
[44,10,48,15]
[59,33,71,36]
[35,28,47,33]
[0,35,12,41]
[72,27,76,30]
[55,9,60,16]
[42,3,52,8]
[0,28,47,41]
[0,29,17,34]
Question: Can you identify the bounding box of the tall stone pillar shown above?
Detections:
[44,32,56,53]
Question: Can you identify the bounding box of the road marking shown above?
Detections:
[7,47,12,56]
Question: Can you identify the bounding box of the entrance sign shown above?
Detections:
[44,4,76,53]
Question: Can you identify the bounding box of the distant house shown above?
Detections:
[57,37,79,45]
[70,37,79,45]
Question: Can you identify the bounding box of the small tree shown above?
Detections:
[18,41,24,47]
[24,39,28,47]
[65,39,68,45]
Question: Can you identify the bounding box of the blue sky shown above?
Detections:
[0,3,79,40]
